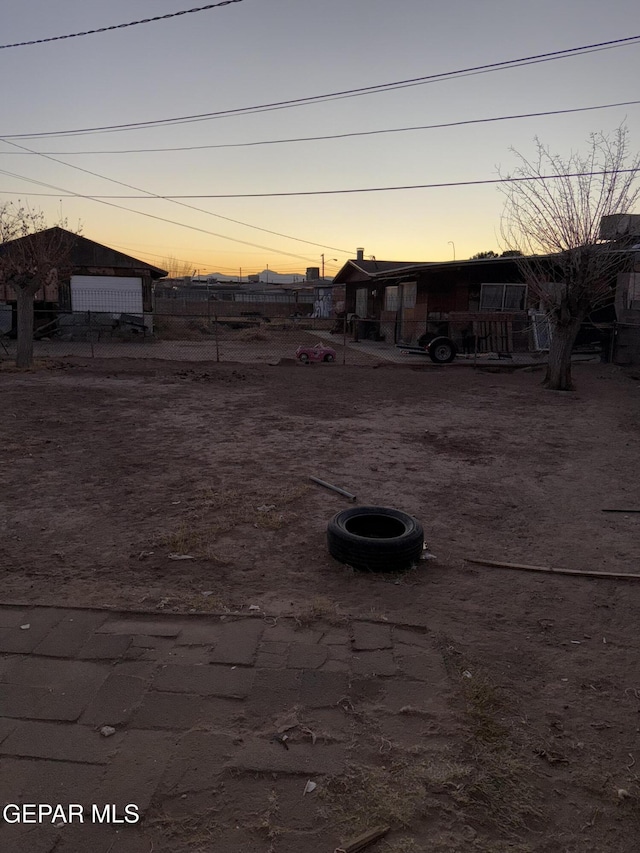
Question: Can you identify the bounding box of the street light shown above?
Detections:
[321,254,338,279]
[447,242,456,261]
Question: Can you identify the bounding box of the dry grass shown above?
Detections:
[146,805,220,846]
[153,316,212,340]
[256,789,281,852]
[238,328,270,341]
[452,665,543,836]
[293,595,347,626]
[320,756,470,833]
[158,484,310,557]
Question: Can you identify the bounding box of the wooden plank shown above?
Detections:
[466,557,640,580]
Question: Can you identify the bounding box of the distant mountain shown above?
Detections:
[194,269,311,285]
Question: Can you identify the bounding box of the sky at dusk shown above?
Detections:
[1,0,639,278]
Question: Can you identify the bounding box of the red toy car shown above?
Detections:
[296,343,337,363]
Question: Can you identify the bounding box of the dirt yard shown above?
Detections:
[2,357,640,851]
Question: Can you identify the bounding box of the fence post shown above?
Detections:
[88,310,94,358]
[342,316,347,365]
[609,322,617,364]
[214,314,220,363]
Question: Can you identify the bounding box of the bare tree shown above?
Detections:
[499,126,640,390]
[0,204,77,368]
[161,255,196,279]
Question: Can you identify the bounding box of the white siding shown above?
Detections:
[70,276,143,315]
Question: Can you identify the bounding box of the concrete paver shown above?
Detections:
[0,605,454,852]
[31,612,108,658]
[153,663,254,697]
[132,692,243,730]
[80,661,157,728]
[0,720,124,763]
[208,619,264,665]
[77,632,133,660]
[351,621,393,650]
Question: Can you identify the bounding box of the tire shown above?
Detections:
[428,336,457,363]
[298,353,309,363]
[323,353,335,362]
[327,506,424,572]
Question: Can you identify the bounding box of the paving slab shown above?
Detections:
[174,620,223,646]
[229,737,345,775]
[32,611,108,657]
[352,649,397,676]
[81,661,157,726]
[0,756,105,810]
[0,721,124,763]
[0,607,30,628]
[393,626,433,648]
[159,731,237,794]
[395,649,449,682]
[0,608,456,853]
[132,692,245,730]
[0,657,111,721]
[0,610,65,654]
[0,716,17,744]
[77,632,133,660]
[153,663,254,697]
[208,619,264,665]
[299,670,350,708]
[352,621,393,650]
[0,824,60,853]
[288,643,328,669]
[247,668,301,716]
[98,730,177,814]
[97,619,186,637]
[52,826,146,853]
[262,624,323,644]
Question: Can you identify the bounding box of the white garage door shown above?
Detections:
[70,275,143,315]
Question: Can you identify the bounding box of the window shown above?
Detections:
[480,283,527,311]
[402,282,417,308]
[355,287,368,317]
[384,286,399,311]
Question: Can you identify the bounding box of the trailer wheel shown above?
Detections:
[327,506,424,572]
[428,336,457,363]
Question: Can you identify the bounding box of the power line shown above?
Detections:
[4,99,638,156]
[0,167,325,263]
[0,1,244,50]
[3,34,639,139]
[0,137,352,254]
[2,169,636,199]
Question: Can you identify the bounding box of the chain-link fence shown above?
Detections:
[0,308,613,366]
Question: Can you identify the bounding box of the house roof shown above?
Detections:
[0,227,168,278]
[335,246,640,285]
[333,259,425,284]
[367,255,526,279]
[333,254,538,285]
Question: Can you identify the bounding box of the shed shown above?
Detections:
[0,228,167,334]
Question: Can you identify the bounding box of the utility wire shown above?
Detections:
[3,34,639,139]
[0,167,333,264]
[0,1,244,50]
[0,137,351,254]
[2,168,637,199]
[5,99,638,156]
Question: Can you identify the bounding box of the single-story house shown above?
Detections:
[333,244,638,356]
[0,228,167,335]
[333,249,537,352]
